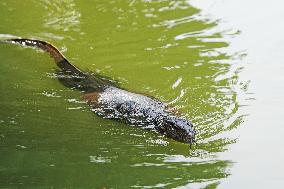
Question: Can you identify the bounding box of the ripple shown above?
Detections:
[41,91,61,98]
[42,0,80,30]
[89,156,111,163]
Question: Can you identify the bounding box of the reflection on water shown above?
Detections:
[0,0,248,188]
[39,0,82,40]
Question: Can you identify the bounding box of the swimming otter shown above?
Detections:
[3,38,196,145]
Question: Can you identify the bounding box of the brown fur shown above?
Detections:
[84,92,101,106]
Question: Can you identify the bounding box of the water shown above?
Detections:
[0,0,283,188]
[190,0,284,188]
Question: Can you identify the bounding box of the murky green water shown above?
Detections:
[2,0,281,188]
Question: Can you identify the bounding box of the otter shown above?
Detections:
[2,38,196,145]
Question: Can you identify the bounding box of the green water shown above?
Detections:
[0,0,257,188]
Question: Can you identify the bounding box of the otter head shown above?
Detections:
[156,116,196,145]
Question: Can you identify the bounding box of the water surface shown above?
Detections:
[0,0,251,188]
[190,0,284,188]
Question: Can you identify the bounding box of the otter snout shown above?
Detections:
[161,116,196,144]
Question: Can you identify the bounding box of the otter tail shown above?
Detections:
[3,38,84,76]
